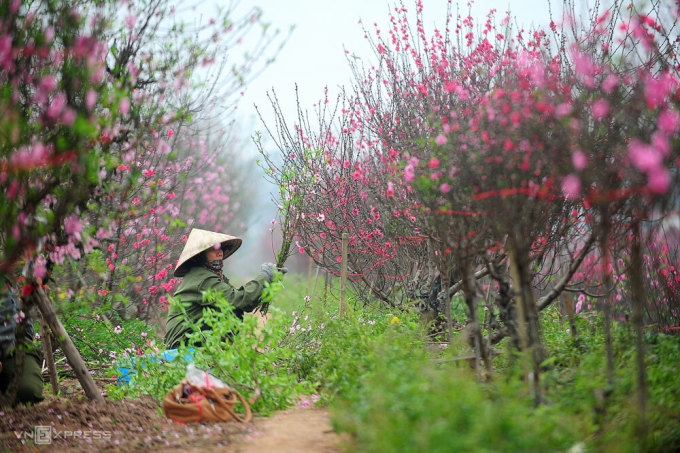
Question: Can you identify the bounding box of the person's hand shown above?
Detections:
[260,262,276,281]
[260,263,288,282]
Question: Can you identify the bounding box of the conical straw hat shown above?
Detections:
[173,228,242,277]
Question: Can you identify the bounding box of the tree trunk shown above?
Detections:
[32,286,104,403]
[629,218,648,443]
[508,238,544,404]
[440,260,454,343]
[458,256,489,378]
[599,211,615,389]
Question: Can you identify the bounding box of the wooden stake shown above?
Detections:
[340,232,348,317]
[39,313,59,394]
[32,286,104,403]
[562,292,577,339]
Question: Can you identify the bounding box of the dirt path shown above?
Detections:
[0,381,351,452]
[222,407,349,453]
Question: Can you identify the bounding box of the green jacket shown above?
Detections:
[0,288,35,358]
[164,266,268,349]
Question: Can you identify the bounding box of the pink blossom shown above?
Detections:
[591,99,609,120]
[13,310,25,323]
[404,164,415,182]
[647,168,670,194]
[124,14,136,29]
[167,129,174,138]
[119,97,130,115]
[0,34,12,71]
[572,151,587,171]
[46,92,67,119]
[42,26,55,43]
[555,103,572,118]
[601,74,618,94]
[386,181,395,196]
[435,134,447,145]
[644,73,675,108]
[10,143,49,169]
[570,47,597,88]
[61,108,76,125]
[657,108,680,135]
[595,10,611,25]
[651,131,670,157]
[85,89,97,110]
[428,158,440,168]
[630,16,654,51]
[64,214,83,240]
[575,294,584,314]
[561,174,581,199]
[440,183,451,193]
[34,261,47,281]
[39,75,58,94]
[628,139,661,172]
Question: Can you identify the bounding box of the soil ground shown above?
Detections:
[0,378,351,452]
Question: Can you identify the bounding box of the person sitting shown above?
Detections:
[0,279,44,406]
[164,228,285,350]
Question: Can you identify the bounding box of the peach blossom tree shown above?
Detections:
[259,1,679,414]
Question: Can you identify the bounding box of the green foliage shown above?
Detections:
[540,309,680,453]
[107,288,313,415]
[311,313,581,452]
[258,290,580,452]
[277,288,680,452]
[334,352,582,453]
[45,291,151,366]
